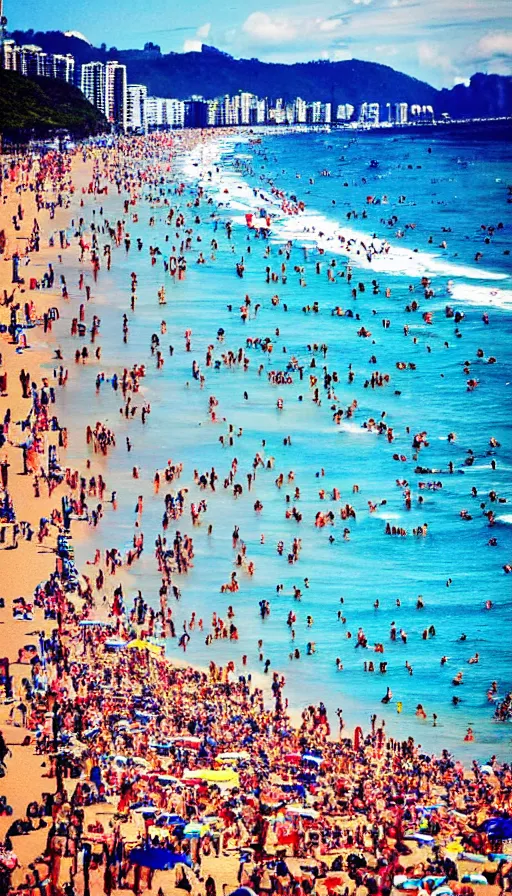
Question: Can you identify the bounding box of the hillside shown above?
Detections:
[8,30,512,118]
[0,69,107,139]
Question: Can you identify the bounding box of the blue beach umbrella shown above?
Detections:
[480,818,512,839]
[228,889,258,896]
[129,847,192,870]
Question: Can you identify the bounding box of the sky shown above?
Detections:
[7,0,512,88]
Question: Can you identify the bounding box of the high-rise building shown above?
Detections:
[52,53,75,83]
[255,98,267,124]
[81,62,106,115]
[105,60,127,131]
[184,99,207,128]
[359,101,379,126]
[206,99,221,127]
[336,103,354,122]
[146,96,163,128]
[310,101,322,123]
[1,38,19,71]
[127,84,147,132]
[239,92,255,125]
[20,44,46,78]
[165,99,185,128]
[368,102,380,125]
[395,102,408,124]
[295,97,307,124]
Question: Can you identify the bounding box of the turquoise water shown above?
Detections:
[40,128,512,760]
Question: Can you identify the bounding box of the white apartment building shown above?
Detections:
[336,103,355,122]
[1,38,19,71]
[127,84,147,132]
[52,53,75,83]
[165,99,185,128]
[81,62,106,115]
[295,97,307,123]
[20,44,46,78]
[105,60,127,131]
[255,98,266,123]
[146,97,185,129]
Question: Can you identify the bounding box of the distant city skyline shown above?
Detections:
[7,0,512,89]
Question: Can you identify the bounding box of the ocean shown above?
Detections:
[41,125,512,761]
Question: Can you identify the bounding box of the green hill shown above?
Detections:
[0,69,106,140]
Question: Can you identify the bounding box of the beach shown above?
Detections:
[0,127,511,896]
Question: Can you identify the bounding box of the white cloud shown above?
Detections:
[474,32,512,57]
[417,42,454,72]
[242,12,299,44]
[196,23,211,40]
[183,22,212,53]
[241,11,346,46]
[183,39,203,53]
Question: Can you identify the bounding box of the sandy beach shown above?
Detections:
[0,131,510,896]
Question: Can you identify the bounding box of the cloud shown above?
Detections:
[229,0,512,86]
[242,12,299,44]
[183,39,203,52]
[417,42,454,72]
[196,23,211,40]
[183,22,212,53]
[462,30,512,75]
[241,11,347,46]
[474,31,512,58]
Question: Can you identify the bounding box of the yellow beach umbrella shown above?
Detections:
[126,639,163,655]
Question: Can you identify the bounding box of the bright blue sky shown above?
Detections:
[8,0,512,88]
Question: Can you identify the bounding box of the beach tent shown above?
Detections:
[128,847,192,870]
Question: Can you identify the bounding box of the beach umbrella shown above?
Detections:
[154,813,187,827]
[126,639,163,654]
[157,775,181,786]
[172,736,201,749]
[182,768,239,785]
[78,619,110,626]
[227,889,257,896]
[104,638,127,649]
[128,847,192,870]
[217,750,250,763]
[431,888,453,896]
[285,805,319,819]
[183,821,210,838]
[301,753,322,765]
[462,875,488,885]
[422,878,447,889]
[479,765,495,775]
[479,818,512,839]
[283,752,302,764]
